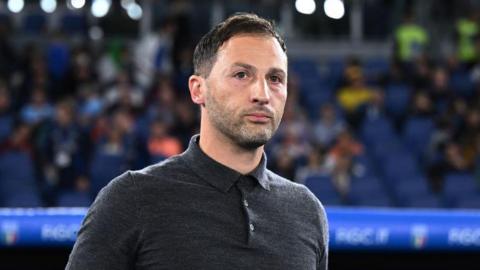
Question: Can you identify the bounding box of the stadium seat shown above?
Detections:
[393,176,441,207]
[89,150,128,198]
[22,13,46,34]
[56,191,92,207]
[385,83,411,118]
[456,196,480,209]
[61,13,87,34]
[443,172,479,206]
[403,117,434,158]
[290,58,320,78]
[0,151,42,207]
[348,176,392,206]
[449,70,474,97]
[304,175,342,206]
[381,152,420,184]
[362,58,390,83]
[361,115,397,147]
[2,192,42,207]
[0,116,12,142]
[370,138,406,164]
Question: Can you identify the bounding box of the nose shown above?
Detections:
[250,78,270,105]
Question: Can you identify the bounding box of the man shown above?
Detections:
[66,13,328,270]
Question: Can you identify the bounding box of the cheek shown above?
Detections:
[272,89,287,111]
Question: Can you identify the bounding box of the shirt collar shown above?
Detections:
[182,134,270,193]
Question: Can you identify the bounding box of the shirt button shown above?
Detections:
[249,223,255,232]
[243,199,249,207]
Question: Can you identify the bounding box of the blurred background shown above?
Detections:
[0,0,480,269]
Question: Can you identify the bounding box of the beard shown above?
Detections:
[205,89,282,150]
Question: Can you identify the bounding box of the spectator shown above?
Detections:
[0,81,13,143]
[429,66,453,114]
[428,141,471,192]
[410,91,435,117]
[394,11,429,64]
[147,118,183,162]
[325,130,364,196]
[104,71,144,112]
[295,147,329,184]
[455,10,480,68]
[20,87,54,125]
[42,99,89,193]
[312,103,346,148]
[337,64,375,129]
[134,18,177,87]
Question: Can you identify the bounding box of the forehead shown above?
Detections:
[215,34,287,70]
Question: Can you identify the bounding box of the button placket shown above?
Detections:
[243,198,249,207]
[236,176,257,244]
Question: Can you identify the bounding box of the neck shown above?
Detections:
[198,123,264,175]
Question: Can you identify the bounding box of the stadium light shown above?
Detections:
[126,2,143,20]
[324,0,345,20]
[91,0,111,18]
[121,0,135,10]
[40,0,57,13]
[295,0,316,15]
[7,0,24,13]
[67,0,85,10]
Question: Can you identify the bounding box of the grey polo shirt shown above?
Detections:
[66,135,328,270]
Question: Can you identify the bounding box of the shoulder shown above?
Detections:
[132,154,186,179]
[266,169,327,221]
[267,170,319,201]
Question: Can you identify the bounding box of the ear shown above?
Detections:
[188,75,206,106]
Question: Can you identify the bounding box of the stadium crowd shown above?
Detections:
[0,11,479,208]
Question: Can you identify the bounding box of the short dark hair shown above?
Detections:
[193,13,287,77]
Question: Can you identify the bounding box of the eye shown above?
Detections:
[269,75,283,84]
[234,71,248,79]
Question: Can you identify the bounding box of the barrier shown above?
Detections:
[1,207,480,251]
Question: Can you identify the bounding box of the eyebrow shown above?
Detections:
[231,62,286,77]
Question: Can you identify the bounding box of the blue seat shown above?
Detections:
[361,115,396,147]
[57,191,92,207]
[61,13,87,34]
[405,194,443,208]
[403,117,434,158]
[449,70,474,97]
[352,154,377,178]
[0,116,13,143]
[23,13,46,34]
[2,192,42,207]
[0,151,40,206]
[348,176,391,206]
[290,58,319,77]
[443,173,479,206]
[393,176,440,207]
[0,151,43,207]
[301,84,334,119]
[381,152,420,184]
[353,192,392,207]
[385,84,411,118]
[362,58,389,82]
[89,150,128,197]
[304,175,342,206]
[370,138,406,164]
[326,58,345,84]
[456,196,480,209]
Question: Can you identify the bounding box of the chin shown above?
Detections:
[236,132,271,150]
[237,139,268,150]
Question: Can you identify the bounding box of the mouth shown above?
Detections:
[244,112,273,123]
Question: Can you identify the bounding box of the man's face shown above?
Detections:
[203,35,288,149]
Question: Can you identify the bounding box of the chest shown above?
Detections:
[135,185,319,270]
